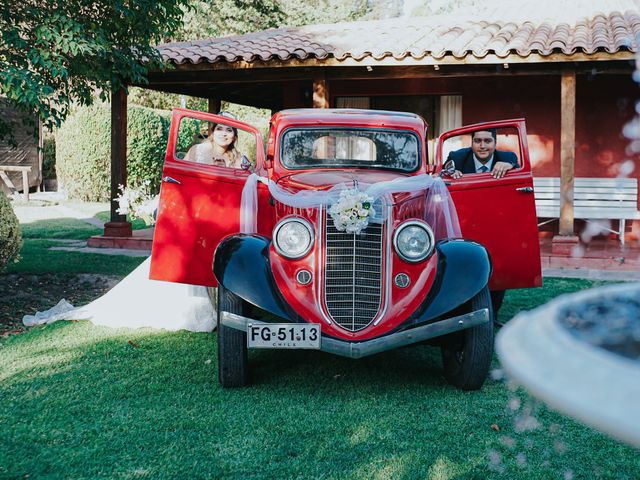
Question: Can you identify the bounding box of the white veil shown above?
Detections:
[240,172,461,240]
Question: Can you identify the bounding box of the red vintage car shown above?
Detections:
[150,108,541,391]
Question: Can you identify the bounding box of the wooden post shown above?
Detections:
[559,70,576,236]
[208,98,221,115]
[313,77,330,108]
[37,119,43,192]
[551,70,579,255]
[105,86,132,237]
[21,170,29,201]
[207,98,221,135]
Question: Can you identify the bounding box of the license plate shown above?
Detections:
[247,323,321,349]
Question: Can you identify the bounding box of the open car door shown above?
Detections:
[150,109,271,287]
[436,119,542,290]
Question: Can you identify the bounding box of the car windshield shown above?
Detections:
[280,128,420,171]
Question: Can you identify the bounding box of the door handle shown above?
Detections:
[516,186,533,193]
[163,176,181,185]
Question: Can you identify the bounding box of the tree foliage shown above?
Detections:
[172,0,373,41]
[0,0,189,142]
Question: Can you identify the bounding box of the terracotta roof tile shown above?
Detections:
[158,2,640,66]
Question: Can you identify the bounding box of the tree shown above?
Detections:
[0,0,190,143]
[172,0,371,42]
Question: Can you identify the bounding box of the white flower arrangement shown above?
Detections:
[328,188,375,234]
[114,180,159,226]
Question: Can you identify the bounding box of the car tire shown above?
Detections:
[441,286,494,391]
[217,284,249,388]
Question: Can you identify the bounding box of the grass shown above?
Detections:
[1,278,639,479]
[20,218,104,240]
[3,208,637,478]
[5,239,145,276]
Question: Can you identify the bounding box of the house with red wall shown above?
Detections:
[104,0,640,262]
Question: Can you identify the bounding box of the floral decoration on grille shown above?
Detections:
[328,188,375,234]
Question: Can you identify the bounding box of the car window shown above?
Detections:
[441,126,521,175]
[281,128,420,172]
[175,117,256,170]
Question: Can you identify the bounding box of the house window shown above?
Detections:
[334,95,462,163]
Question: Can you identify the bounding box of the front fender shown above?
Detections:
[411,239,492,324]
[213,234,295,321]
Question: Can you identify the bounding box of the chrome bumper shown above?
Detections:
[220,308,490,359]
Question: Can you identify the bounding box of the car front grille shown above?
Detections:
[324,215,384,331]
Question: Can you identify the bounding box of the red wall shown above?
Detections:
[332,73,637,180]
[331,73,640,220]
[459,76,561,177]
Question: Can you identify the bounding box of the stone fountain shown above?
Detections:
[496,283,640,447]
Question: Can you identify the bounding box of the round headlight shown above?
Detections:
[273,218,314,259]
[393,220,434,263]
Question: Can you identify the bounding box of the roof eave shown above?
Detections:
[158,50,636,73]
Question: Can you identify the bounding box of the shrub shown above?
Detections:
[56,104,170,201]
[42,133,56,180]
[0,191,22,271]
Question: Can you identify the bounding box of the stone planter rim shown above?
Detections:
[496,282,640,447]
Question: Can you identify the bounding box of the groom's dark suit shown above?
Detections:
[447,147,519,174]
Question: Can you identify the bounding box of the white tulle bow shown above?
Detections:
[240,173,461,240]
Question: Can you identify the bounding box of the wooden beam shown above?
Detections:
[559,70,576,236]
[313,77,329,108]
[142,61,633,89]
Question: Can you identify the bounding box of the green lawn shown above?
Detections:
[4,209,637,478]
[20,217,104,240]
[5,239,145,276]
[1,278,638,479]
[18,205,148,241]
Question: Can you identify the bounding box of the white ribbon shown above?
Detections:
[240,173,461,240]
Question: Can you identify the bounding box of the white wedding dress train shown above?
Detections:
[23,257,217,332]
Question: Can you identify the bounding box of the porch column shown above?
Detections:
[105,87,132,237]
[552,70,578,254]
[208,97,221,115]
[208,98,221,135]
[313,77,330,108]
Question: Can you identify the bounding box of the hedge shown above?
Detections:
[42,134,56,180]
[56,104,170,201]
[0,191,22,271]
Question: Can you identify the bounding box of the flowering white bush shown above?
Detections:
[114,180,159,226]
[328,188,375,234]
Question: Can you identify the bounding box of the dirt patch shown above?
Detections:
[0,273,122,337]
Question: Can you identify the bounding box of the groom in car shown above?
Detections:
[448,128,518,180]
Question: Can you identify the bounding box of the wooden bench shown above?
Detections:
[0,165,32,201]
[534,177,640,245]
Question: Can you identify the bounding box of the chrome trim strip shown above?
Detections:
[315,205,333,325]
[373,199,392,326]
[220,308,490,359]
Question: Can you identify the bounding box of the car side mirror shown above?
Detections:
[440,159,455,178]
[241,155,252,171]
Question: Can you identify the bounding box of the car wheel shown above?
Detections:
[217,284,249,388]
[441,286,494,391]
